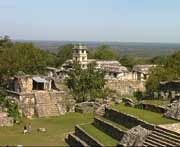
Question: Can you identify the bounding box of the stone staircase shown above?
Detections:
[35,92,60,117]
[143,126,180,147]
[66,105,180,147]
[66,114,128,146]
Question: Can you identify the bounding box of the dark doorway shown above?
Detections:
[33,80,44,90]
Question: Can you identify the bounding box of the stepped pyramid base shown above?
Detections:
[35,91,60,117]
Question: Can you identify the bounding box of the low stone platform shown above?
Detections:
[159,123,180,134]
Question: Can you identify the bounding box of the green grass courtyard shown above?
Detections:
[0,112,93,146]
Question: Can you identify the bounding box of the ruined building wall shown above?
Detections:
[105,80,145,96]
[19,93,35,118]
[14,77,33,93]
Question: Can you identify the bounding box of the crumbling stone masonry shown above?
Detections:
[0,112,14,127]
[159,80,180,100]
[7,75,75,118]
[105,80,145,96]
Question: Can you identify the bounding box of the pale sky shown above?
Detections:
[0,0,180,43]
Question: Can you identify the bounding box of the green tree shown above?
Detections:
[150,56,168,65]
[0,42,54,76]
[93,45,118,60]
[146,51,180,93]
[56,44,74,67]
[120,55,136,70]
[0,35,13,49]
[120,55,150,71]
[66,62,106,102]
[0,36,57,121]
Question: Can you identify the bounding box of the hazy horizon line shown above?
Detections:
[15,39,180,45]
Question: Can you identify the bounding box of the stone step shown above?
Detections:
[66,133,88,147]
[154,127,180,140]
[37,111,59,117]
[150,133,180,146]
[37,103,58,107]
[37,109,59,114]
[95,116,128,131]
[146,135,174,147]
[93,117,125,141]
[156,126,180,137]
[36,104,60,117]
[153,131,180,144]
[145,138,166,147]
[77,124,118,146]
[143,141,157,147]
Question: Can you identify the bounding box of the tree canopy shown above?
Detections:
[120,55,150,71]
[146,51,180,93]
[0,37,55,76]
[0,36,57,120]
[56,44,74,67]
[93,45,118,60]
[66,62,106,102]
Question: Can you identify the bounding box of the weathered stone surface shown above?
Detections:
[114,99,122,105]
[94,117,125,141]
[75,101,109,115]
[123,98,135,107]
[0,112,14,127]
[105,80,145,96]
[95,98,103,104]
[75,102,94,114]
[119,125,151,147]
[37,127,47,132]
[135,103,166,113]
[122,98,134,103]
[164,100,180,120]
[124,101,135,107]
[105,108,155,130]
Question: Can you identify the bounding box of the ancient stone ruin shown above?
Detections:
[0,111,14,127]
[132,65,156,82]
[119,125,151,147]
[165,100,180,120]
[159,80,180,100]
[7,74,75,118]
[105,80,145,96]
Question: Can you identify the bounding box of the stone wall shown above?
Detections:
[8,90,75,118]
[75,106,94,114]
[93,117,125,140]
[7,92,35,119]
[135,103,166,113]
[75,125,104,147]
[0,112,14,127]
[66,133,87,147]
[105,80,145,96]
[105,108,155,130]
[19,93,35,118]
[14,77,33,93]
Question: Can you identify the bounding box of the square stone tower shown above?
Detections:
[73,43,88,69]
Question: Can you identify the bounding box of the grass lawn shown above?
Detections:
[111,104,179,125]
[80,123,118,146]
[96,116,128,131]
[0,112,93,146]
